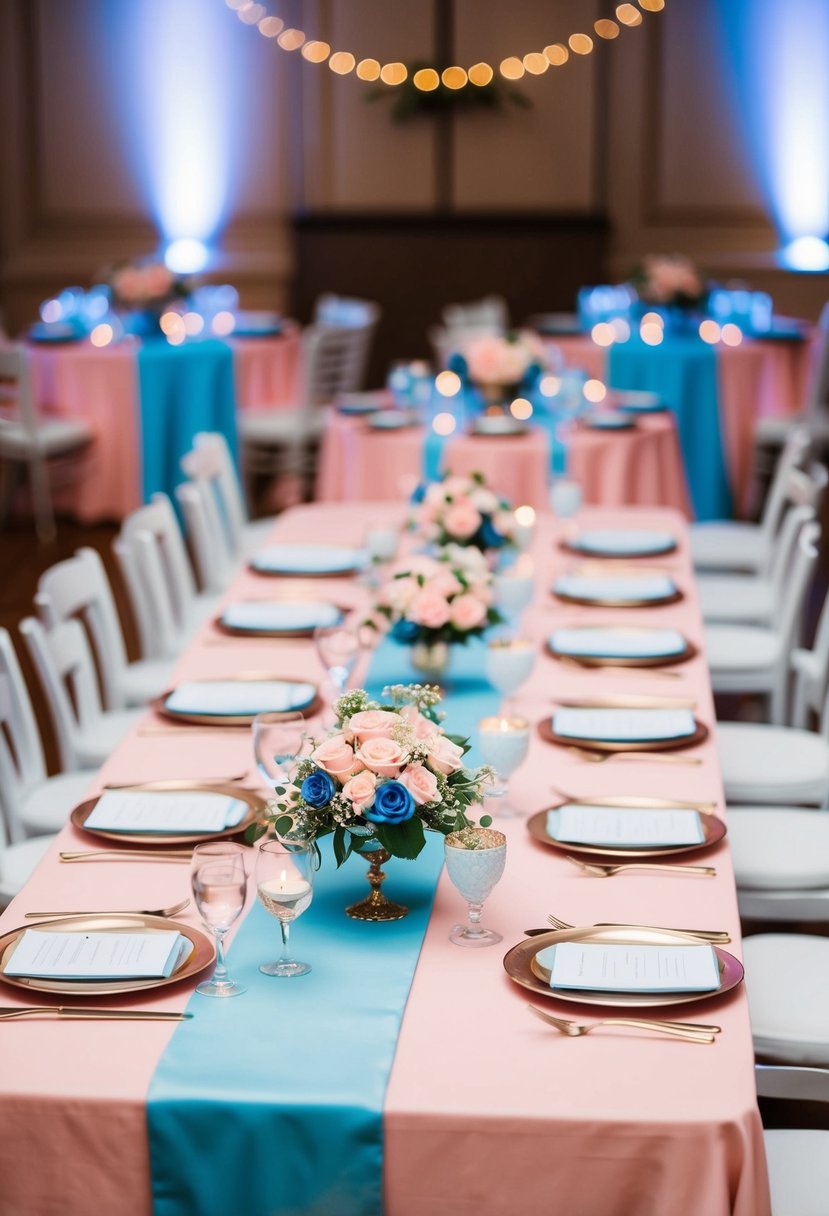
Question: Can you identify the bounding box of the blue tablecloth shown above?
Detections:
[608,336,733,520]
[147,636,499,1216]
[137,339,238,504]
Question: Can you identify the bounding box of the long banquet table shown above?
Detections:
[0,502,769,1216]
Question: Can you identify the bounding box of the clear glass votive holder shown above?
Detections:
[476,715,530,818]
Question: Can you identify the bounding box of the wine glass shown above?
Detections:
[255,840,315,977]
[476,716,530,818]
[485,639,536,713]
[493,556,535,625]
[190,842,248,997]
[362,525,400,587]
[252,711,307,792]
[444,827,507,947]
[314,622,361,695]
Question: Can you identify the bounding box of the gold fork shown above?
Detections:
[543,913,730,944]
[25,898,191,920]
[0,1007,193,1022]
[526,1005,718,1043]
[566,855,716,878]
[565,746,702,766]
[555,657,683,680]
[59,850,193,863]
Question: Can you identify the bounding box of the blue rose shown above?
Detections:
[300,770,336,808]
[479,515,505,549]
[391,618,420,643]
[365,780,415,824]
[447,352,468,381]
[410,482,427,505]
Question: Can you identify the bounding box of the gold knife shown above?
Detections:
[0,1006,193,1021]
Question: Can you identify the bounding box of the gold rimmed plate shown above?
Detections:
[152,675,322,726]
[551,579,683,609]
[70,782,266,847]
[546,626,697,668]
[538,714,708,752]
[561,532,678,559]
[0,914,215,997]
[527,797,726,859]
[250,544,365,578]
[503,925,743,1009]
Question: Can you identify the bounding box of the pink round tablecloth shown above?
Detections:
[546,332,813,515]
[29,330,302,521]
[316,411,691,514]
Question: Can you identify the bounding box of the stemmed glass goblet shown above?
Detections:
[444,828,507,947]
[476,715,530,818]
[314,622,361,697]
[256,840,315,977]
[485,638,536,714]
[190,841,248,997]
[252,711,307,793]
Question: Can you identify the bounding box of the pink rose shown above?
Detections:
[443,501,482,540]
[426,734,465,775]
[357,736,407,778]
[311,733,361,781]
[342,770,377,810]
[347,709,399,741]
[449,593,487,631]
[430,568,463,598]
[398,763,439,806]
[399,704,440,739]
[410,589,451,629]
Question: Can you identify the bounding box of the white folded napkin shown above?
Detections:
[538,941,720,993]
[570,530,676,556]
[85,790,248,834]
[552,707,696,743]
[165,679,316,717]
[546,803,704,847]
[553,575,677,602]
[220,601,343,632]
[5,930,189,980]
[252,545,363,574]
[550,627,686,659]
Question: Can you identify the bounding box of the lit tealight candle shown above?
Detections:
[513,505,536,550]
[258,870,312,914]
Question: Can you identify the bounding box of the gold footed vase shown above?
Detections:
[345,847,409,921]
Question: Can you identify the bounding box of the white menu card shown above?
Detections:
[5,930,189,980]
[552,708,696,743]
[85,791,248,834]
[546,804,704,848]
[541,942,720,993]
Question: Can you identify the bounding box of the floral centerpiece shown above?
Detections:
[103,258,190,333]
[371,545,501,675]
[412,471,516,553]
[259,684,494,919]
[628,254,708,311]
[456,330,547,408]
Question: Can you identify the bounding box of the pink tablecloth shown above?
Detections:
[317,412,692,515]
[29,331,301,521]
[0,502,769,1216]
[549,333,812,515]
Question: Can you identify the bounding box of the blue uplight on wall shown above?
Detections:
[718,0,829,268]
[116,0,244,257]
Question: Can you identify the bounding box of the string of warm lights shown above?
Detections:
[225,0,666,91]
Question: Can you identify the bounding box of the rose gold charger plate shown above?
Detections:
[71,782,267,847]
[503,925,744,1009]
[527,796,726,860]
[152,676,323,727]
[538,715,709,752]
[551,581,683,609]
[0,914,215,997]
[215,599,348,639]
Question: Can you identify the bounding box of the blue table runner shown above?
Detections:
[137,339,238,505]
[147,635,499,1216]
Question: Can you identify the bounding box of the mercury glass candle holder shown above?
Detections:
[444,827,507,947]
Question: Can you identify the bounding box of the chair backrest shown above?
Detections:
[792,584,829,727]
[0,345,36,441]
[774,520,820,660]
[19,615,105,771]
[767,503,816,614]
[114,494,196,659]
[175,480,236,594]
[300,323,377,410]
[758,428,812,547]
[756,1063,829,1104]
[313,294,381,330]
[0,344,56,541]
[34,547,131,711]
[181,431,248,560]
[805,300,829,415]
[0,628,48,844]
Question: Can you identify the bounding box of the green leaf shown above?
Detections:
[333,825,348,867]
[479,815,493,828]
[246,822,267,844]
[273,815,294,838]
[375,817,426,860]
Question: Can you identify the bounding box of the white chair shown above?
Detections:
[730,807,829,920]
[20,615,142,770]
[744,936,829,1066]
[113,493,219,660]
[754,300,829,448]
[704,517,820,722]
[175,480,236,594]
[0,834,54,909]
[689,429,811,573]
[35,547,174,709]
[429,295,510,369]
[240,321,379,500]
[180,432,273,562]
[0,344,92,542]
[696,465,827,624]
[0,627,94,842]
[756,1066,829,1215]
